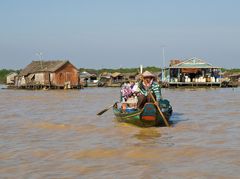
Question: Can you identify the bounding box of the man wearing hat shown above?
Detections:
[133,71,162,108]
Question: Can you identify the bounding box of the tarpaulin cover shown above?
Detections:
[181,68,199,73]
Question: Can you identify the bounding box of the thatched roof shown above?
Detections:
[100,72,111,77]
[111,72,122,78]
[19,60,76,76]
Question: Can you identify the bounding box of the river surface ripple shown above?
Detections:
[0,85,240,178]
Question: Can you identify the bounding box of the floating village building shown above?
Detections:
[80,71,98,87]
[228,73,240,87]
[124,72,139,81]
[162,57,222,87]
[15,60,80,89]
[98,72,126,87]
[6,72,18,85]
[111,72,125,83]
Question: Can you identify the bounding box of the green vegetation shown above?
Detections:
[79,66,162,75]
[221,68,240,73]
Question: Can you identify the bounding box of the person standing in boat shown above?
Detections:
[133,71,162,109]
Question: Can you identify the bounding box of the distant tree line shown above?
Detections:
[221,68,240,73]
[79,66,162,75]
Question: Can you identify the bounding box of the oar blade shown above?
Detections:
[97,108,108,115]
[97,104,114,116]
[97,103,116,116]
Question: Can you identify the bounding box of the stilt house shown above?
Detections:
[80,71,98,87]
[16,60,80,89]
[163,57,222,87]
[98,72,125,87]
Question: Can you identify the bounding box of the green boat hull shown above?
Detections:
[113,99,172,127]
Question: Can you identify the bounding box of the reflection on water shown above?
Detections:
[0,87,240,178]
[134,128,162,141]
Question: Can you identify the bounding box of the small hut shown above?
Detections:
[98,72,125,87]
[80,71,98,87]
[6,72,18,85]
[228,73,240,87]
[16,60,80,89]
[111,72,124,83]
[123,72,139,82]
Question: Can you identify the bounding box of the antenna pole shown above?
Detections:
[36,52,43,69]
[161,46,166,82]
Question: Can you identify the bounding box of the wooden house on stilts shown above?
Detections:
[16,60,81,89]
[98,72,125,87]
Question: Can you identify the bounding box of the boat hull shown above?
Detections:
[113,100,172,127]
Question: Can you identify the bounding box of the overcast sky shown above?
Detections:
[0,0,240,69]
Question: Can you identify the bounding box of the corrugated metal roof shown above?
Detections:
[80,71,91,78]
[80,71,97,78]
[169,57,220,68]
[19,60,75,76]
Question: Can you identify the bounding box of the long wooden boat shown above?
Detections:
[113,99,172,127]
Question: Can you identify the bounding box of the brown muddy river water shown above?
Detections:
[0,85,239,178]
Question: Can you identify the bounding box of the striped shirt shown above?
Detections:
[136,81,162,101]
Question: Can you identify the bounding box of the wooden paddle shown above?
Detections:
[148,92,170,127]
[97,104,114,115]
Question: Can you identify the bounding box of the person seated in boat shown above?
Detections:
[121,81,133,101]
[133,71,161,109]
[120,81,137,111]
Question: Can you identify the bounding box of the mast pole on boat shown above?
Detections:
[140,65,143,74]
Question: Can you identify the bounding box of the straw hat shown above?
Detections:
[142,71,155,78]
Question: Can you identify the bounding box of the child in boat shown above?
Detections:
[120,81,133,102]
[120,81,138,111]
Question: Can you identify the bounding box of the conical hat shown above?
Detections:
[142,71,155,78]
